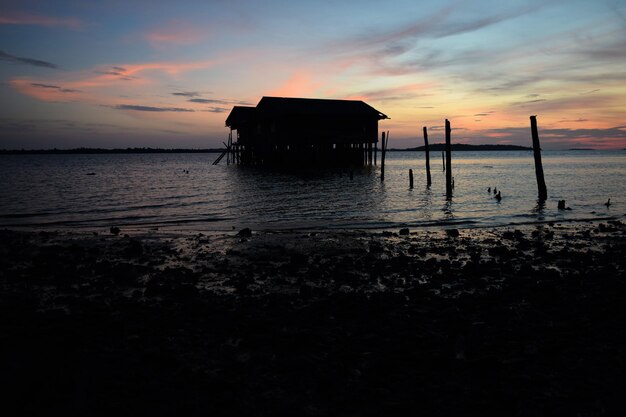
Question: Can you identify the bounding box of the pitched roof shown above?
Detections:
[257,96,388,120]
[225,106,256,128]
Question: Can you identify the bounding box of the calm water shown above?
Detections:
[1,151,624,231]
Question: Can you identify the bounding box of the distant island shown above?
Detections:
[396,143,532,152]
[569,148,595,151]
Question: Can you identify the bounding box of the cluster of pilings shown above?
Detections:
[220,115,550,203]
[231,143,378,167]
[382,116,548,202]
[221,129,381,168]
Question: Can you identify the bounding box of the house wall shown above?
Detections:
[231,113,381,166]
[270,115,377,145]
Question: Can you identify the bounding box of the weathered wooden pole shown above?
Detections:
[423,126,432,187]
[230,132,233,165]
[361,143,366,166]
[380,131,387,182]
[445,119,452,197]
[409,169,414,189]
[227,132,231,165]
[374,142,378,165]
[530,115,548,200]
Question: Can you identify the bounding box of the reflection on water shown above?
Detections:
[0,150,624,231]
[533,199,546,211]
[441,199,454,219]
[224,164,384,229]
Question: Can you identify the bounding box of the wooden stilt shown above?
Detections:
[445,119,452,197]
[442,151,445,171]
[361,143,366,166]
[530,115,548,200]
[227,132,231,165]
[380,132,387,182]
[409,169,414,189]
[423,126,432,187]
[229,131,233,164]
[374,142,378,165]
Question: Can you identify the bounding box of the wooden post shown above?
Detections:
[409,169,414,189]
[530,115,548,200]
[229,131,233,164]
[362,143,366,166]
[445,119,452,197]
[384,131,389,179]
[380,131,386,182]
[227,131,231,165]
[442,151,445,171]
[374,142,378,165]
[423,126,432,187]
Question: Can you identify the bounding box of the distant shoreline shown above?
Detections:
[0,148,224,155]
[2,144,620,155]
[1,143,536,154]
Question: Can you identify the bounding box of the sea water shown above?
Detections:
[1,150,624,231]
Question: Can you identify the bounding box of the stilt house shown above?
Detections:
[224,96,388,166]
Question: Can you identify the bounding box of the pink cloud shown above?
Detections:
[268,71,321,97]
[121,60,216,76]
[9,58,220,106]
[10,79,85,102]
[145,20,208,47]
[340,82,435,102]
[91,60,217,84]
[0,12,86,30]
[485,132,513,138]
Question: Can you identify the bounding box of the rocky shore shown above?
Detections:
[1,220,625,416]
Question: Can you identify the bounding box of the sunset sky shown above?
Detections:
[1,0,625,149]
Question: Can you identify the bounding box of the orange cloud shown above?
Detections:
[0,12,85,30]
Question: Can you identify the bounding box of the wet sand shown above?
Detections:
[1,220,625,416]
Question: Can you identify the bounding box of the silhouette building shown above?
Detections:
[225,96,388,166]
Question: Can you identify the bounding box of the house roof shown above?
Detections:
[225,96,388,128]
[224,106,256,128]
[257,96,388,120]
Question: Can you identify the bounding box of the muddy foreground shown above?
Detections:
[1,220,625,416]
